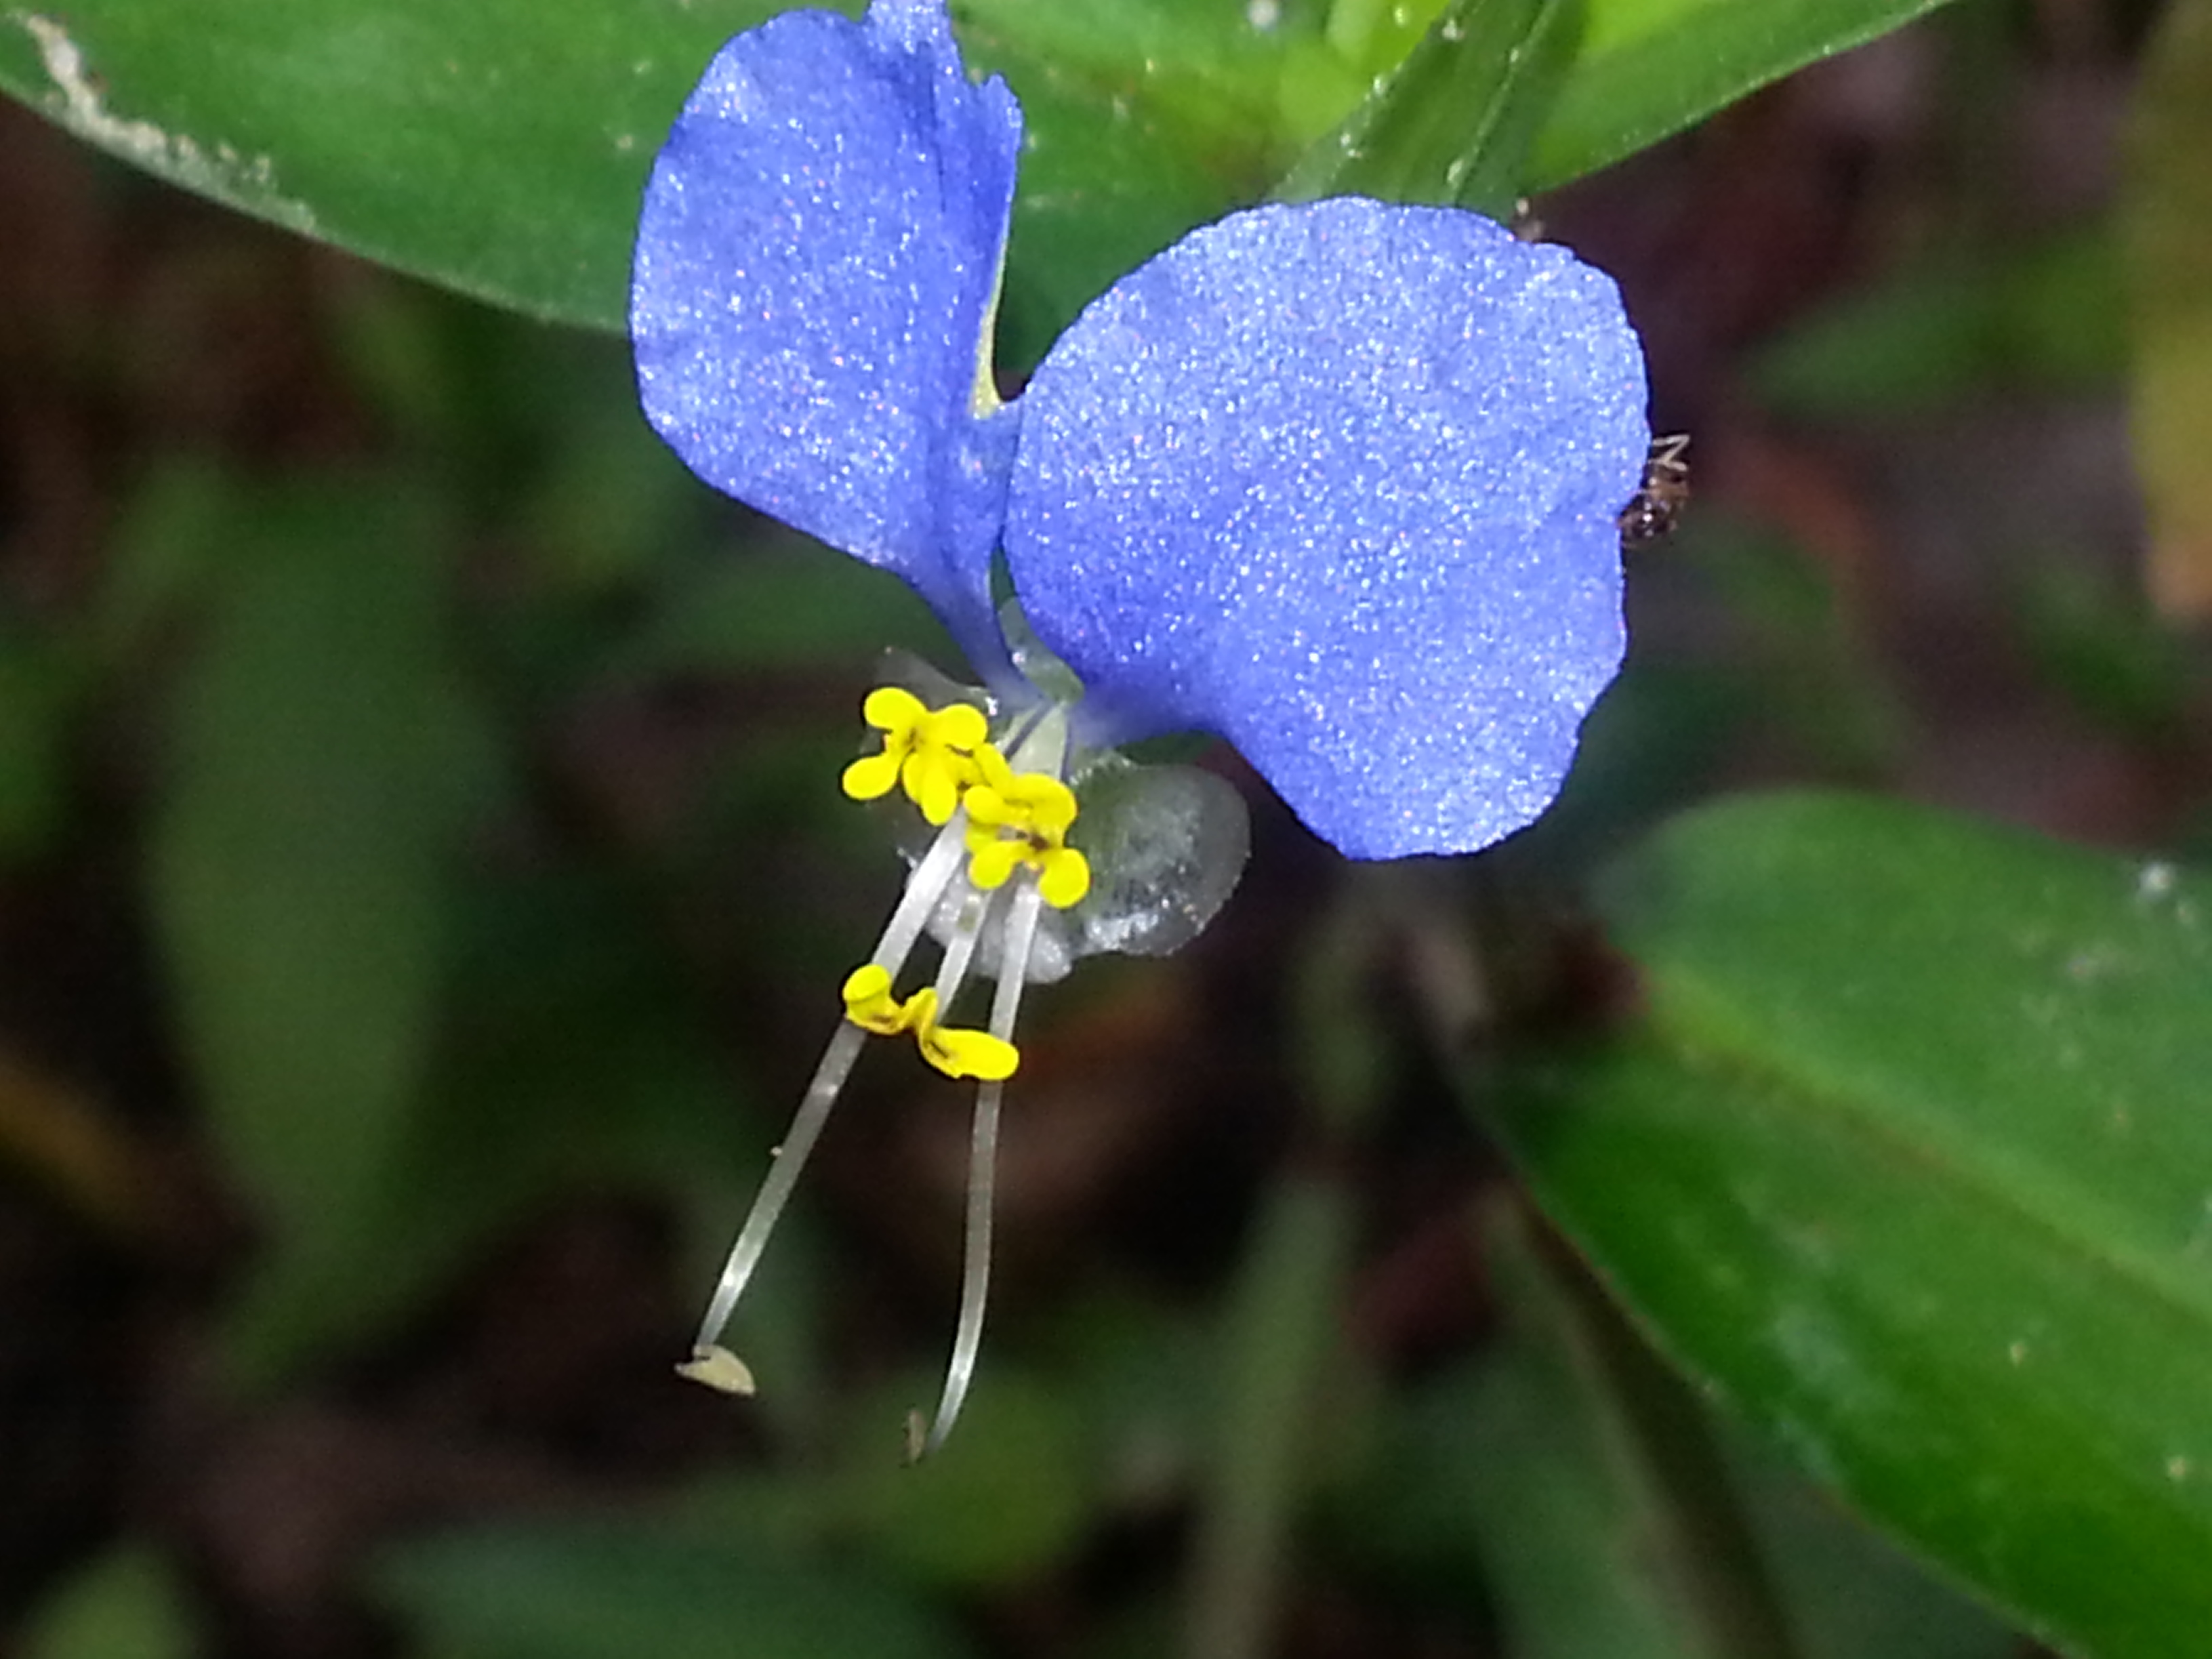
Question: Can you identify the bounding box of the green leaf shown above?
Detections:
[1732,1437,2020,1659]
[1529,0,1965,189]
[0,0,1300,349]
[373,1521,975,1659]
[1279,0,1584,217]
[1489,792,2212,1659]
[149,477,483,1382]
[954,0,1330,364]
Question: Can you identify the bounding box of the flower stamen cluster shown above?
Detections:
[836,694,1088,1073]
[681,691,1081,1456]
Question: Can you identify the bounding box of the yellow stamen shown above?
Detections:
[962,747,1092,907]
[840,688,989,825]
[918,1010,1020,1082]
[841,962,913,1033]
[840,964,1019,1081]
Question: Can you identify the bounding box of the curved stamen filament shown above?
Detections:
[687,811,973,1370]
[687,695,1078,1435]
[912,871,1046,1458]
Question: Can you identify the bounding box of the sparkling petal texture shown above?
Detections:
[631,0,1022,668]
[1002,199,1647,859]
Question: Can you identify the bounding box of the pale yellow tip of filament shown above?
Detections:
[676,1344,757,1396]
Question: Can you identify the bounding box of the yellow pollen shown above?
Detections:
[840,687,989,825]
[840,964,1019,1082]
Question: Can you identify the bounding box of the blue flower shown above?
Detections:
[632,0,1647,861]
[632,0,1648,1449]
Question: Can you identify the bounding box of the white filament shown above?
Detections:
[914,871,1046,1458]
[689,812,972,1359]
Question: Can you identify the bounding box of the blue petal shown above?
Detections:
[1002,199,1647,859]
[632,0,1022,670]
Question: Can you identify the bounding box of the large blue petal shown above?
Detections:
[632,0,1021,671]
[1002,199,1646,859]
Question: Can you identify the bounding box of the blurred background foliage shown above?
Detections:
[1,0,2211,1657]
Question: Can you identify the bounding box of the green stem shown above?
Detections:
[1181,872,1389,1659]
[1181,1172,1354,1659]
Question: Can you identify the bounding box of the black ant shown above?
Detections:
[1618,433,1690,547]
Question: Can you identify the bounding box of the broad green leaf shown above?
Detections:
[2125,0,2212,619]
[373,1521,975,1659]
[1732,1439,2020,1659]
[0,0,1969,342]
[1281,0,1584,218]
[0,0,1308,351]
[1489,792,2212,1659]
[1527,0,1964,188]
[149,477,484,1381]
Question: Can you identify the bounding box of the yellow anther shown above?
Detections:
[839,964,1020,1082]
[840,687,989,825]
[842,962,914,1034]
[962,747,1092,908]
[917,1011,1021,1082]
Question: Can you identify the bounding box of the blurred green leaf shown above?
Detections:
[1528,0,1963,189]
[611,539,951,683]
[1668,519,1902,781]
[337,868,743,1347]
[1185,1171,1357,1659]
[22,1546,196,1659]
[1340,1201,1790,1659]
[0,626,77,863]
[2125,0,2212,619]
[1491,792,2212,1659]
[1751,227,2125,417]
[1281,0,1583,217]
[2009,556,2198,741]
[843,1367,1095,1587]
[149,477,486,1381]
[375,1521,976,1659]
[1457,1205,1795,1659]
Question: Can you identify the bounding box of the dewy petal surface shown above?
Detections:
[632,0,1022,666]
[1002,199,1647,859]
